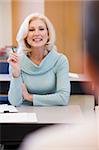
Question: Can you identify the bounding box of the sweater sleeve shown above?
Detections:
[8,65,24,106]
[33,55,70,106]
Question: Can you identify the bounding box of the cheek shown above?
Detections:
[27,34,32,42]
[27,32,33,38]
[26,36,32,46]
[43,32,49,41]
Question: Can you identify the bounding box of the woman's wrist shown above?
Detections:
[12,72,20,78]
[12,74,20,78]
[12,69,20,78]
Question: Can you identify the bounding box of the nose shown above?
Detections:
[34,29,39,35]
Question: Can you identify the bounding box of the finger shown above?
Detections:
[8,52,19,62]
[9,52,18,58]
[7,56,17,63]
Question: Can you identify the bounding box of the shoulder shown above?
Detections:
[19,53,26,60]
[52,51,69,72]
[56,51,69,67]
[19,53,30,64]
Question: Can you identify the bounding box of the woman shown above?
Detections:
[8,13,70,106]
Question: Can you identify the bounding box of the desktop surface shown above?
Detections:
[0,105,83,146]
[17,105,83,124]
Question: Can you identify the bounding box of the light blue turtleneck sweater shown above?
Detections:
[8,50,70,106]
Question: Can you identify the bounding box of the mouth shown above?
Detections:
[33,38,43,42]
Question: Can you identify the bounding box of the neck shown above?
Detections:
[29,47,46,65]
[31,47,44,61]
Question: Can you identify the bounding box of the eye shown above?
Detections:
[29,29,35,32]
[39,28,45,31]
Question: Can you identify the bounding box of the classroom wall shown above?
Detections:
[0,0,12,48]
[45,1,84,73]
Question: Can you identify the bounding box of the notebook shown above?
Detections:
[0,104,18,113]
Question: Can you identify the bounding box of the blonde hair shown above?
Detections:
[16,13,56,55]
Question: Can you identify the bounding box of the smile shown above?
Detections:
[33,38,42,42]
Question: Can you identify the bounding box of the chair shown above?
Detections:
[0,62,9,104]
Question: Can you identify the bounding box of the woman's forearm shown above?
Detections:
[8,76,23,106]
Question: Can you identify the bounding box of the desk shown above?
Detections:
[0,105,83,147]
[0,73,93,94]
[0,73,90,82]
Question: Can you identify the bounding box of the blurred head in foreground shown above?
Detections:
[85,1,99,94]
[19,123,97,150]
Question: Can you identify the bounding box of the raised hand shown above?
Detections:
[7,49,20,78]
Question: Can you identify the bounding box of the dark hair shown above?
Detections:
[85,1,99,71]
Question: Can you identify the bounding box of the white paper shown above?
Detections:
[0,104,18,113]
[0,112,37,123]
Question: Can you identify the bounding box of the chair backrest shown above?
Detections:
[0,95,9,104]
[0,62,9,74]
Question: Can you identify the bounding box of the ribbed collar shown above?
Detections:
[20,49,60,75]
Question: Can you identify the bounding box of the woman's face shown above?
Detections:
[27,18,49,49]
